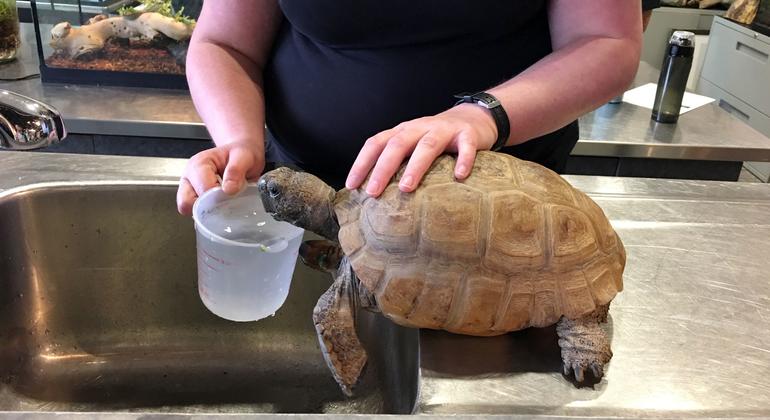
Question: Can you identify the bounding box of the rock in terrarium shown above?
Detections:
[46,0,195,74]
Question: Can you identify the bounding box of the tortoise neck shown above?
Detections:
[317,199,339,241]
[306,185,339,241]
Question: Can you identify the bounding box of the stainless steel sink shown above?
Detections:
[0,182,419,414]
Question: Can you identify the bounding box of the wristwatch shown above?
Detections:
[453,92,510,151]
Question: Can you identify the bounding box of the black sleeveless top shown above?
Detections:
[264,0,578,188]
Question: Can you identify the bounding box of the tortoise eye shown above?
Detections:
[267,182,281,198]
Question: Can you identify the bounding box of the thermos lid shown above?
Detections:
[670,31,695,47]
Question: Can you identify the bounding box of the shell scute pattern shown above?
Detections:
[573,190,621,252]
[335,152,624,335]
[459,151,521,190]
[444,269,507,335]
[484,191,546,274]
[494,279,534,331]
[419,183,483,261]
[377,258,462,330]
[549,205,600,268]
[361,184,418,254]
[514,158,577,207]
[375,264,424,322]
[414,155,456,186]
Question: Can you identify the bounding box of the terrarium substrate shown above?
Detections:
[46,39,184,74]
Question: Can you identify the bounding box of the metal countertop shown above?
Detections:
[0,24,208,140]
[1,151,769,419]
[2,25,770,162]
[419,177,770,416]
[576,61,770,162]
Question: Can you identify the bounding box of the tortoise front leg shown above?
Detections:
[300,239,345,273]
[556,303,612,383]
[313,258,367,396]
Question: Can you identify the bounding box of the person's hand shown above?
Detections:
[176,142,264,215]
[345,103,499,197]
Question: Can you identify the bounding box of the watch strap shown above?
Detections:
[453,92,510,151]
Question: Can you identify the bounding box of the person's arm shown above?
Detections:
[346,0,642,197]
[642,0,660,31]
[177,0,282,215]
[486,1,642,147]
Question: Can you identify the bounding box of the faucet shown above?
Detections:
[0,90,66,150]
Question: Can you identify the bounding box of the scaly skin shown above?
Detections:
[258,167,339,241]
[556,303,612,382]
[312,258,368,396]
[300,240,345,273]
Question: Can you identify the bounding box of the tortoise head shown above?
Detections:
[257,167,340,241]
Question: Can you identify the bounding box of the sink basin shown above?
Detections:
[0,182,419,414]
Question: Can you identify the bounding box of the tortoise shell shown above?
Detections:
[334,152,625,336]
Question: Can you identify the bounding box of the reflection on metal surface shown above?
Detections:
[0,152,770,419]
[577,100,770,161]
[0,182,419,414]
[0,90,66,150]
[576,61,770,162]
[627,389,702,411]
[419,177,770,417]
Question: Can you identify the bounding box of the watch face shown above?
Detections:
[470,93,499,108]
[454,92,501,108]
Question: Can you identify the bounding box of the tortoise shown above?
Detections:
[257,151,625,395]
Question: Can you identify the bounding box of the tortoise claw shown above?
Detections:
[590,363,603,379]
[563,361,606,383]
[556,309,612,386]
[573,365,585,382]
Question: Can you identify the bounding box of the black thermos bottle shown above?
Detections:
[652,31,695,123]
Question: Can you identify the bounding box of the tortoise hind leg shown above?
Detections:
[313,257,367,396]
[556,303,612,383]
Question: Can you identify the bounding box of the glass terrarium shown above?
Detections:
[0,0,20,62]
[30,0,201,88]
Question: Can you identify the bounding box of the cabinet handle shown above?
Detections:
[718,99,750,121]
[736,41,769,62]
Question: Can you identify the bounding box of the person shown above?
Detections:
[642,0,661,30]
[609,0,660,104]
[176,1,642,215]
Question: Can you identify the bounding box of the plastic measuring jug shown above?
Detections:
[192,184,304,322]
